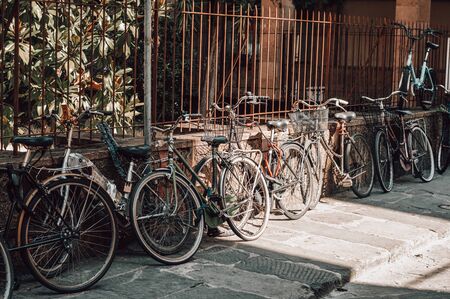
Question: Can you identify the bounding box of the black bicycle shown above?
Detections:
[0,136,117,295]
[437,85,450,173]
[362,91,435,192]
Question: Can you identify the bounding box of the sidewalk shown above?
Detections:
[14,172,450,298]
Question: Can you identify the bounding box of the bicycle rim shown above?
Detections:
[374,130,394,192]
[345,134,375,198]
[276,143,312,220]
[437,135,450,174]
[305,141,323,209]
[220,156,270,241]
[409,127,435,182]
[0,239,13,299]
[19,177,117,293]
[130,170,204,265]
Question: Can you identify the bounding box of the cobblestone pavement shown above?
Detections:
[12,172,450,298]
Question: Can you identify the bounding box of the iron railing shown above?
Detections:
[0,0,449,150]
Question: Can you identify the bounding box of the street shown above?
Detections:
[13,172,450,299]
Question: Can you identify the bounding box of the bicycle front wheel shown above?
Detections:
[374,130,394,192]
[276,142,312,220]
[220,155,270,241]
[18,176,118,293]
[130,170,204,265]
[345,133,375,198]
[437,134,450,174]
[408,126,435,182]
[304,140,323,209]
[0,238,13,299]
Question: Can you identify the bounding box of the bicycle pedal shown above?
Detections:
[340,178,353,188]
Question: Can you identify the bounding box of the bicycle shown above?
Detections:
[292,98,375,200]
[362,91,435,192]
[128,113,269,264]
[394,22,441,110]
[0,136,118,294]
[198,93,312,220]
[436,85,450,174]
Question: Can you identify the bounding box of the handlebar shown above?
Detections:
[210,92,270,113]
[294,97,348,110]
[437,85,450,95]
[393,22,441,41]
[361,91,402,103]
[151,113,203,135]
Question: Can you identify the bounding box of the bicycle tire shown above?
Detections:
[0,238,13,299]
[129,169,204,265]
[374,130,394,192]
[304,140,323,209]
[408,126,435,182]
[219,155,270,241]
[18,176,118,293]
[276,142,312,220]
[415,68,436,110]
[437,135,450,174]
[345,133,375,198]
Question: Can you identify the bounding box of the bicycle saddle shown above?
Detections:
[395,109,413,116]
[426,41,439,50]
[334,112,356,122]
[11,136,54,147]
[117,145,151,158]
[266,119,289,131]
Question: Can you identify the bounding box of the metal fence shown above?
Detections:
[1,0,449,150]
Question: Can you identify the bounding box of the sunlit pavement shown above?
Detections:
[14,172,450,298]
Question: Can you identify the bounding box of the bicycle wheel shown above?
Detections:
[345,133,375,198]
[18,176,117,293]
[408,126,435,182]
[220,155,270,241]
[0,238,13,299]
[304,140,323,209]
[276,142,312,220]
[374,130,394,192]
[130,170,204,265]
[415,69,436,110]
[437,135,450,174]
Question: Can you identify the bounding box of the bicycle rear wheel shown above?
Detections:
[437,135,450,174]
[19,176,117,293]
[0,238,13,299]
[374,130,394,192]
[276,142,312,220]
[408,126,435,182]
[220,155,270,241]
[130,170,204,265]
[345,133,375,198]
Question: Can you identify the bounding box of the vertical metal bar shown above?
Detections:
[180,0,186,119]
[151,0,159,122]
[237,5,243,100]
[230,2,235,110]
[278,9,284,117]
[144,0,153,144]
[303,10,309,102]
[265,6,271,101]
[197,1,204,115]
[205,1,212,111]
[161,2,168,121]
[290,10,297,107]
[188,0,194,115]
[244,5,250,97]
[13,1,20,153]
[272,6,278,115]
[221,3,228,111]
[297,10,303,101]
[284,8,291,115]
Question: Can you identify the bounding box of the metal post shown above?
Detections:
[144,0,153,145]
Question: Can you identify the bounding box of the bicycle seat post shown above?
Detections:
[21,147,33,168]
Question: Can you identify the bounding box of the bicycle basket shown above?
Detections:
[360,103,384,127]
[288,108,328,134]
[202,117,243,143]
